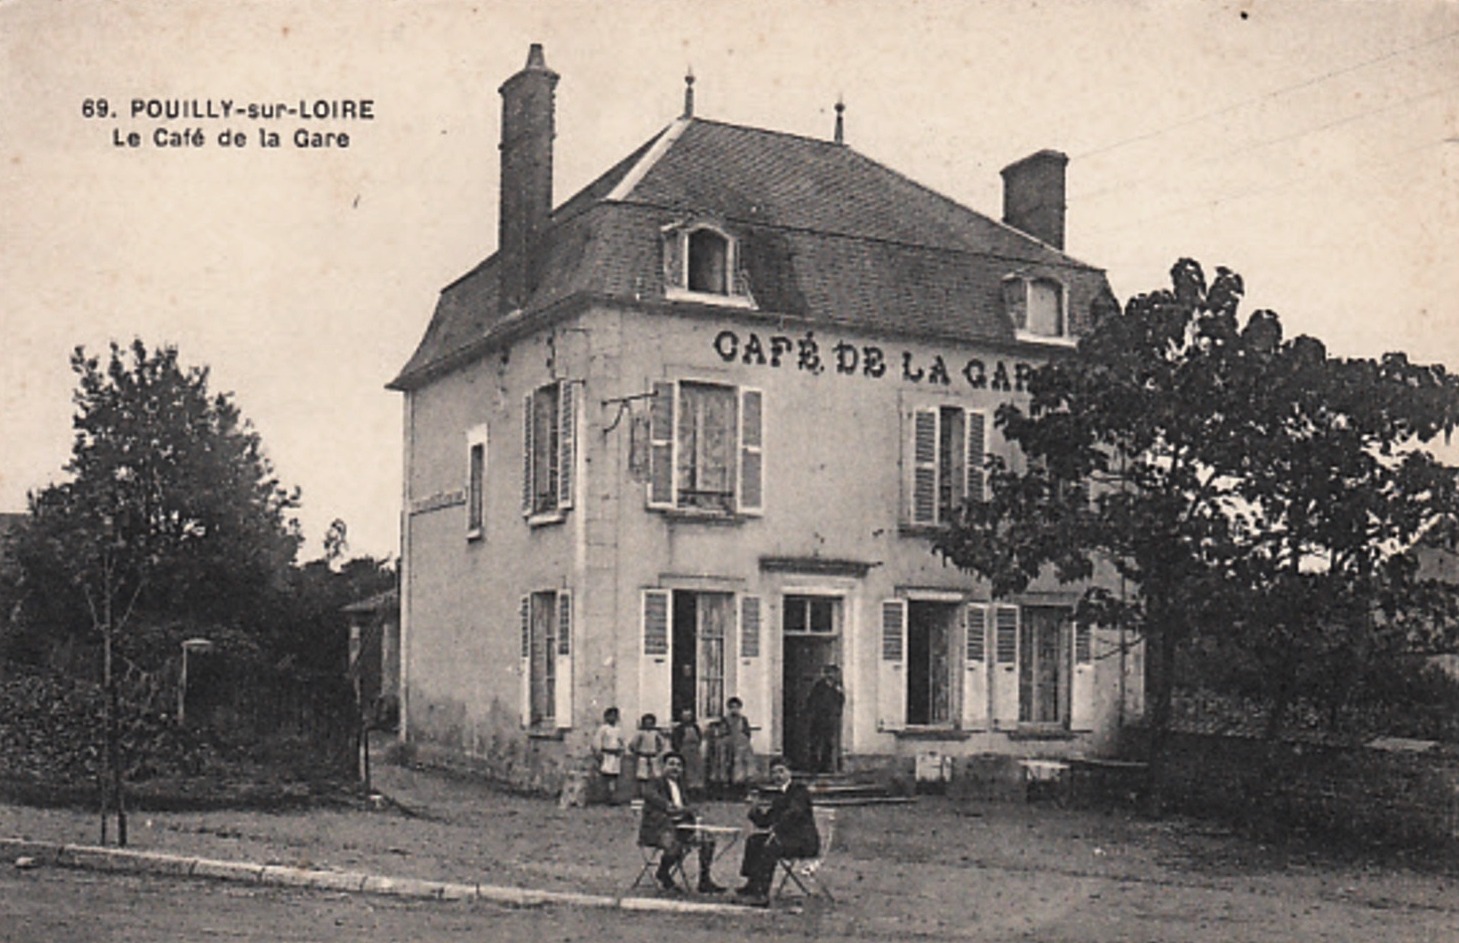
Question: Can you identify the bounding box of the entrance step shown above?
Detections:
[794,773,913,807]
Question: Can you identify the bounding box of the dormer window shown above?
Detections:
[688,228,729,294]
[663,220,755,308]
[1004,274,1072,344]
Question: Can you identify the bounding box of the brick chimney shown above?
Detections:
[498,44,559,314]
[1000,150,1068,250]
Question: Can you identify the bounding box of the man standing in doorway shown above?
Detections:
[805,665,845,774]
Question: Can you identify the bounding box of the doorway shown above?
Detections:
[906,601,957,726]
[670,591,734,723]
[781,595,839,771]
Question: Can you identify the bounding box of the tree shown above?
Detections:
[14,340,301,843]
[933,260,1459,811]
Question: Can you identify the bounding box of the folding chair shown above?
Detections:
[772,806,836,903]
[629,841,692,894]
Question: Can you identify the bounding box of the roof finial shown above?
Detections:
[683,68,695,118]
[834,96,845,145]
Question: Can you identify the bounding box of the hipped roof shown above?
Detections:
[391,117,1112,391]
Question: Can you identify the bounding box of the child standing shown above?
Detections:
[590,707,625,805]
[627,713,665,800]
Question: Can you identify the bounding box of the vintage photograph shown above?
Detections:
[2,1,1457,939]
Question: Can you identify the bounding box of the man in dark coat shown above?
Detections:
[638,752,725,893]
[736,755,819,904]
[805,664,845,774]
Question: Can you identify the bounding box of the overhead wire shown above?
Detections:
[1072,28,1459,162]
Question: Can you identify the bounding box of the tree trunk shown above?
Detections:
[1141,621,1180,817]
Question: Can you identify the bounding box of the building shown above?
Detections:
[343,588,401,728]
[389,45,1143,790]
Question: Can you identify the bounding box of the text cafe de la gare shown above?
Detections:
[711,328,1043,392]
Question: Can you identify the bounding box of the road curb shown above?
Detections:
[1,837,765,917]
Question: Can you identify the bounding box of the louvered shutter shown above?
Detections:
[648,382,675,508]
[519,595,532,727]
[877,599,907,730]
[738,387,763,514]
[911,408,938,525]
[961,603,990,730]
[521,393,534,515]
[1070,620,1095,731]
[966,410,986,503]
[557,381,575,511]
[991,605,1020,728]
[737,595,768,751]
[555,591,573,728]
[640,590,672,723]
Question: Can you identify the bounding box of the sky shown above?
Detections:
[2,0,1457,561]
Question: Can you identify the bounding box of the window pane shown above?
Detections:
[530,592,556,726]
[810,597,835,633]
[784,597,808,634]
[677,382,737,511]
[1028,280,1063,336]
[938,406,965,522]
[687,229,728,294]
[468,443,485,531]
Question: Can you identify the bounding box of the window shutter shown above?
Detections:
[648,382,675,508]
[640,590,672,723]
[740,594,761,659]
[965,410,986,503]
[738,387,764,514]
[991,605,1020,728]
[555,590,574,729]
[1070,620,1095,731]
[877,599,907,731]
[737,594,767,751]
[519,595,532,728]
[521,393,534,515]
[662,230,686,289]
[961,603,989,730]
[911,408,938,525]
[557,381,576,511]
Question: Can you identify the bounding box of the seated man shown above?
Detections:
[638,751,726,893]
[736,755,819,904]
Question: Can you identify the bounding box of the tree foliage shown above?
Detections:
[11,340,302,662]
[933,260,1459,804]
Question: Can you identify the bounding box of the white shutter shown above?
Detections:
[737,595,769,752]
[648,382,675,509]
[557,381,576,511]
[911,408,938,525]
[965,410,986,503]
[877,599,907,731]
[1070,620,1095,731]
[640,590,672,723]
[519,595,532,728]
[961,603,990,730]
[555,591,574,729]
[738,387,763,514]
[991,605,1020,728]
[521,393,534,515]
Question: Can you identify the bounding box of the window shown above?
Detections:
[909,406,986,526]
[1004,274,1069,340]
[466,425,487,538]
[662,222,754,307]
[521,589,573,730]
[877,598,959,729]
[522,592,557,727]
[987,605,1096,731]
[648,380,763,516]
[521,380,576,520]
